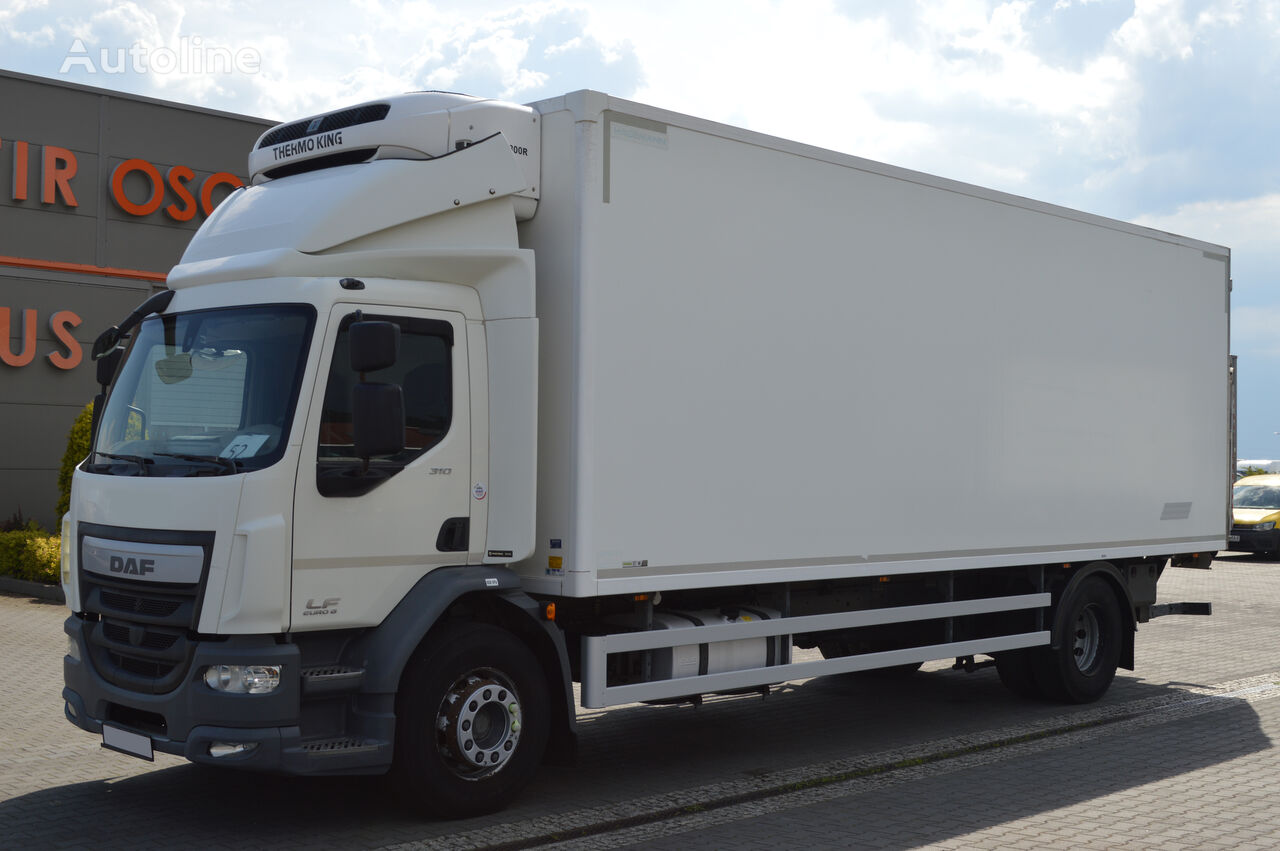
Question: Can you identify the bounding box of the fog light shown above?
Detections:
[65,700,78,719]
[209,742,259,758]
[203,664,282,694]
[66,635,81,662]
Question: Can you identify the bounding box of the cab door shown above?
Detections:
[291,304,472,629]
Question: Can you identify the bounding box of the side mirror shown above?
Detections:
[349,321,404,462]
[90,343,126,445]
[95,347,123,387]
[352,384,405,459]
[90,326,123,362]
[349,320,399,373]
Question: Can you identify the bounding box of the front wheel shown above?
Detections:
[1034,576,1123,704]
[392,622,550,819]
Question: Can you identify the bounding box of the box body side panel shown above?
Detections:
[517,100,1229,596]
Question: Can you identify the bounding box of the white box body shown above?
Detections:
[514,92,1230,599]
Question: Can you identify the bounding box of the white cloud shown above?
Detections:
[1196,0,1247,28]
[1132,193,1280,254]
[10,24,54,45]
[1114,0,1196,60]
[0,0,55,46]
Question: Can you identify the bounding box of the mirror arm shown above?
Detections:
[91,289,176,362]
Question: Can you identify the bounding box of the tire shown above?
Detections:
[1033,576,1123,704]
[392,622,550,819]
[995,649,1043,699]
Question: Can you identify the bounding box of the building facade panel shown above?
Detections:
[0,70,273,530]
[0,204,100,267]
[0,76,104,151]
[102,217,210,272]
[3,468,76,527]
[104,96,267,168]
[0,402,89,476]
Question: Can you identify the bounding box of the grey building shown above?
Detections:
[0,70,272,530]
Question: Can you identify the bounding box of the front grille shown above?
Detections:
[106,703,167,736]
[258,103,391,149]
[100,589,183,618]
[101,621,181,651]
[262,148,377,181]
[111,652,178,681]
[89,617,193,694]
[77,525,213,695]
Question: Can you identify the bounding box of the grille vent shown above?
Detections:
[100,589,182,618]
[258,103,391,149]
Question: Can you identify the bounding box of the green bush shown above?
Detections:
[0,523,60,584]
[57,402,94,518]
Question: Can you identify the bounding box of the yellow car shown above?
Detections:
[1231,474,1280,555]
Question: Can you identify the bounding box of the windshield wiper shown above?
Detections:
[92,451,154,475]
[153,452,241,475]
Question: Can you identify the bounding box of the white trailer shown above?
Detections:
[62,90,1228,817]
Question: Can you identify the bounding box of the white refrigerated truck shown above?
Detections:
[62,90,1228,817]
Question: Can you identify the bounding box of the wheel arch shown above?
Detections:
[1050,561,1136,671]
[346,565,576,760]
[436,588,578,764]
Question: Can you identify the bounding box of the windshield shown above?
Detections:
[1233,484,1280,510]
[89,305,316,476]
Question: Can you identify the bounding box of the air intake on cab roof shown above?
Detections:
[258,103,391,149]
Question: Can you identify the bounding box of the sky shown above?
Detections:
[3,0,1278,457]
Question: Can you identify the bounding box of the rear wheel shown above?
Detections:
[1034,576,1123,703]
[392,622,550,819]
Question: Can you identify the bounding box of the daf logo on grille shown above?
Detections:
[82,536,205,585]
[109,556,155,576]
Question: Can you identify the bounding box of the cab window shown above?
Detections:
[316,313,453,493]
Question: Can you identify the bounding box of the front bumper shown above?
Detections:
[1228,526,1279,554]
[63,617,390,774]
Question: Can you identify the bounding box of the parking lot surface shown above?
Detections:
[1,554,1276,849]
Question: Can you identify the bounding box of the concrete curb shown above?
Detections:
[0,576,65,603]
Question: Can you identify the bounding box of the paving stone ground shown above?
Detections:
[0,553,1275,849]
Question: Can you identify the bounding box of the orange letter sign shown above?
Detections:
[1,307,37,367]
[12,140,29,201]
[111,158,164,216]
[41,145,79,206]
[48,310,83,370]
[165,165,198,222]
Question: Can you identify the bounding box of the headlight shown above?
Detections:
[1254,522,1276,531]
[66,635,81,662]
[203,664,282,694]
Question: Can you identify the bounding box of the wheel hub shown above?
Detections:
[436,670,522,777]
[1072,606,1101,673]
